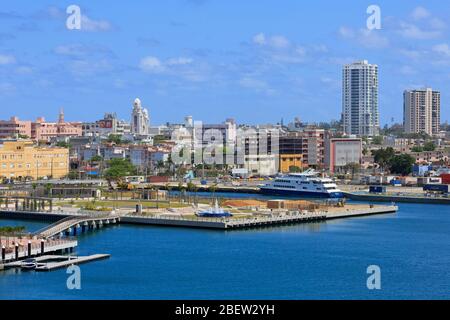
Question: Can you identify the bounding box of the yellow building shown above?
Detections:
[279,154,303,173]
[0,140,69,180]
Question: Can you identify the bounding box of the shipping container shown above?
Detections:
[147,175,169,183]
[423,184,450,193]
[390,179,402,186]
[369,185,386,193]
[440,174,450,185]
[418,177,442,186]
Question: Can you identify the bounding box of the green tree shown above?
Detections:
[372,147,395,171]
[56,141,71,148]
[104,159,137,182]
[411,146,423,153]
[372,136,383,145]
[289,166,302,173]
[107,134,123,144]
[90,155,103,162]
[423,141,436,151]
[388,154,415,176]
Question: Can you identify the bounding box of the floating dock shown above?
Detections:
[4,254,110,271]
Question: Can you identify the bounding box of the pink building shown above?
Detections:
[0,110,82,141]
[31,110,82,141]
[0,117,32,139]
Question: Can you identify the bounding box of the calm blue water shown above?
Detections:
[1,200,449,300]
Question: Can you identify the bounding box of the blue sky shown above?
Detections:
[0,0,449,126]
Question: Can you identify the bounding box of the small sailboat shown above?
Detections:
[196,199,232,218]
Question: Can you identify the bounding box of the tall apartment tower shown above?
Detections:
[403,88,440,136]
[342,60,379,137]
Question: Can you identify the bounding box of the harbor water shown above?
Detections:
[1,201,449,299]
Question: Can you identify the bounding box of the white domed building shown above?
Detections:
[131,98,150,136]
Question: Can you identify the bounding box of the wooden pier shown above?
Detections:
[2,239,78,262]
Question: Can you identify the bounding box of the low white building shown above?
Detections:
[325,137,362,173]
[241,154,278,176]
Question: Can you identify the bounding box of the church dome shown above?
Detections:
[134,98,141,108]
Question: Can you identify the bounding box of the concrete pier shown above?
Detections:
[122,205,398,230]
[4,254,110,271]
[345,192,450,205]
[1,204,398,232]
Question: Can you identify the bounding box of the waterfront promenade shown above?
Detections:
[1,203,398,231]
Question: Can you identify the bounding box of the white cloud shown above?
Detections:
[0,54,16,65]
[253,33,290,49]
[397,22,441,39]
[411,6,431,20]
[270,35,290,48]
[432,43,450,56]
[398,49,422,60]
[0,82,16,94]
[399,66,416,75]
[69,59,112,77]
[338,26,355,38]
[81,15,112,32]
[15,66,33,74]
[253,33,266,45]
[140,56,165,73]
[54,44,85,56]
[140,56,205,81]
[166,57,193,66]
[358,29,389,48]
[238,77,275,95]
[429,18,446,30]
[338,27,389,48]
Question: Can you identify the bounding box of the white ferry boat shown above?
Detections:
[259,169,344,198]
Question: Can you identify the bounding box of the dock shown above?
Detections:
[122,205,398,230]
[2,239,78,262]
[345,192,450,205]
[1,204,398,232]
[4,254,110,271]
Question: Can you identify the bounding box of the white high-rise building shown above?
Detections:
[403,88,440,136]
[131,98,150,136]
[342,60,379,137]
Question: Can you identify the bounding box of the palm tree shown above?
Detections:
[32,182,38,197]
[165,183,172,203]
[209,183,218,199]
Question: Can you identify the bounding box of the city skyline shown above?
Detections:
[0,1,449,125]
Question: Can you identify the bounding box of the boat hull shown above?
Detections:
[259,188,344,198]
